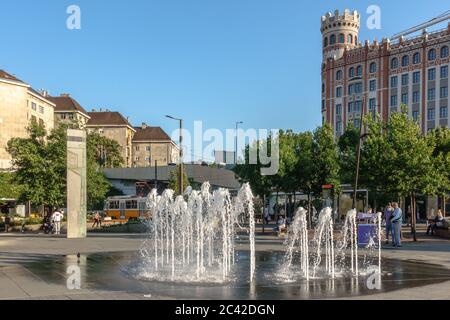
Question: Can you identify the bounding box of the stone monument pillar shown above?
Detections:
[67,129,87,239]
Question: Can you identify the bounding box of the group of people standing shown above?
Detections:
[384,202,403,247]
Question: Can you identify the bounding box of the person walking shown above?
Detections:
[4,214,11,233]
[384,203,394,245]
[391,202,403,247]
[92,211,102,229]
[52,209,63,235]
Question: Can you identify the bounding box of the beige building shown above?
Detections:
[132,123,179,167]
[0,70,55,170]
[47,93,91,128]
[86,111,136,167]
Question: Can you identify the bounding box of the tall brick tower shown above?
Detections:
[321,9,360,61]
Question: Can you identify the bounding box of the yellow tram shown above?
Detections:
[104,195,150,220]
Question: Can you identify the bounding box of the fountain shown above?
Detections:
[139,182,255,283]
[280,207,383,281]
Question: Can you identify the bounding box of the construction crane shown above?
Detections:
[391,10,450,41]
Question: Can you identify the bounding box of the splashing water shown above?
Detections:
[279,207,383,282]
[138,182,255,283]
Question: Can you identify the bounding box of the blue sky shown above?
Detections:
[1,0,449,160]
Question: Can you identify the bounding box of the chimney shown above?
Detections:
[60,93,70,97]
[40,89,49,97]
[142,122,147,129]
[92,108,96,112]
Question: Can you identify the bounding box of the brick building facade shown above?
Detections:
[321,9,450,136]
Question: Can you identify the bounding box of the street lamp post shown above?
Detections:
[166,115,184,195]
[235,121,243,165]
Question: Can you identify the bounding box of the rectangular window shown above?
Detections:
[146,146,151,151]
[31,102,37,111]
[60,113,66,120]
[125,200,138,209]
[390,95,397,107]
[336,122,342,133]
[412,91,420,103]
[369,80,376,92]
[355,82,363,94]
[39,105,44,114]
[440,86,448,99]
[412,111,419,122]
[336,104,342,115]
[427,108,435,120]
[401,74,409,86]
[348,102,354,113]
[391,76,398,88]
[109,201,120,209]
[440,106,448,119]
[428,88,435,101]
[336,87,342,97]
[413,71,420,84]
[428,68,436,81]
[354,100,362,112]
[401,93,408,105]
[441,66,448,79]
[145,156,150,161]
[354,118,360,128]
[135,146,140,151]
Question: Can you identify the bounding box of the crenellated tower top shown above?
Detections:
[320,9,361,61]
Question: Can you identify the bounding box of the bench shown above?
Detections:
[435,227,450,239]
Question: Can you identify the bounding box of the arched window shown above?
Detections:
[441,46,449,58]
[355,36,358,44]
[349,67,355,78]
[413,52,421,65]
[330,34,336,45]
[339,33,345,44]
[428,49,436,61]
[348,34,353,44]
[369,62,377,73]
[356,65,362,76]
[391,57,398,69]
[401,55,409,67]
[336,70,342,81]
[324,37,328,47]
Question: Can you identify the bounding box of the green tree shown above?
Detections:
[311,124,340,197]
[364,107,437,240]
[7,121,124,211]
[0,172,22,203]
[428,127,450,216]
[87,132,124,168]
[338,123,359,185]
[168,165,189,195]
[7,120,66,208]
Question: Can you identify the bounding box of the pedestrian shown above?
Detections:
[4,214,11,233]
[384,203,394,245]
[264,206,270,224]
[52,208,63,235]
[426,209,444,236]
[391,202,403,247]
[92,211,102,228]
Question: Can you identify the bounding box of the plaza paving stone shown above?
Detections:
[0,229,449,300]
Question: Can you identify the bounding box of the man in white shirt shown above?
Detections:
[52,209,64,235]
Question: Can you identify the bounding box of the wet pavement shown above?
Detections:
[15,250,450,300]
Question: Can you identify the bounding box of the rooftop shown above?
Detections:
[87,111,134,128]
[0,70,25,84]
[47,94,90,116]
[132,125,172,142]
